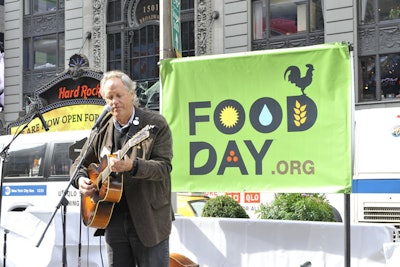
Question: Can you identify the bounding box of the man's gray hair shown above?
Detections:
[100,70,139,107]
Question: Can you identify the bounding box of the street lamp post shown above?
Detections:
[160,0,174,60]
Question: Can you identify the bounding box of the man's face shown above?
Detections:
[102,77,134,124]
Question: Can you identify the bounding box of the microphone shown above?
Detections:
[27,96,49,131]
[92,105,112,130]
[36,110,49,131]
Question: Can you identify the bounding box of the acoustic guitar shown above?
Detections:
[169,253,199,267]
[81,124,154,229]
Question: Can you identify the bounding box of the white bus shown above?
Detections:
[0,130,108,266]
[0,130,89,218]
[351,106,400,241]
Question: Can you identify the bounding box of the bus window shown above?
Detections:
[50,143,72,176]
[3,143,47,178]
[50,142,73,176]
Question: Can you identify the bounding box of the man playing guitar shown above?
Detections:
[70,70,174,267]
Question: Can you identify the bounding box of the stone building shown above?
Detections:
[1,0,399,131]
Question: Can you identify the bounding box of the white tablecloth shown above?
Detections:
[170,217,398,267]
[0,211,399,267]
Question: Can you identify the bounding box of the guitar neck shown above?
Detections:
[119,143,131,158]
[96,125,153,185]
[97,145,131,184]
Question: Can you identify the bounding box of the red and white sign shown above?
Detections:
[244,192,260,203]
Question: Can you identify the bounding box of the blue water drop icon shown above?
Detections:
[259,105,273,126]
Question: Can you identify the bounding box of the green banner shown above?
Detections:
[160,42,352,193]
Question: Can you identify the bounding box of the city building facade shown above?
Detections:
[1,0,399,126]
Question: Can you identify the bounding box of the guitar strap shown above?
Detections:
[126,108,143,158]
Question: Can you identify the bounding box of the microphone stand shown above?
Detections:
[0,113,40,267]
[36,128,98,267]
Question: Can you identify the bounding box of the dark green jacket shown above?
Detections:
[71,107,174,247]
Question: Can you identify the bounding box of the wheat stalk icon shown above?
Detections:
[293,100,307,126]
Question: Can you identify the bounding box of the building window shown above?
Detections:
[107,32,122,70]
[181,0,195,57]
[379,1,397,21]
[360,0,400,24]
[23,33,64,70]
[360,56,376,101]
[253,0,266,39]
[129,25,160,84]
[360,54,400,101]
[106,0,194,83]
[252,0,324,40]
[181,20,195,57]
[358,0,400,102]
[24,0,64,15]
[107,0,122,23]
[23,0,65,95]
[181,0,194,10]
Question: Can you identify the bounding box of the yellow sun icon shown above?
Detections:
[219,106,239,128]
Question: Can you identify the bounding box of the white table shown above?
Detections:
[170,217,398,267]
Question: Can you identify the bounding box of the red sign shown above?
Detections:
[58,84,101,100]
[38,77,102,105]
[226,192,241,203]
[244,192,260,203]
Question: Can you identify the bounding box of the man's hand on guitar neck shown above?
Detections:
[108,156,134,174]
